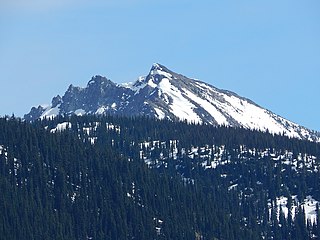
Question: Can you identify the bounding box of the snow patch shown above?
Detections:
[96,106,107,115]
[147,79,157,88]
[111,103,117,109]
[74,109,86,116]
[151,69,172,79]
[223,95,287,134]
[158,78,202,123]
[50,122,72,133]
[272,195,319,224]
[154,108,165,119]
[182,88,228,125]
[302,196,319,224]
[193,81,307,138]
[40,104,61,120]
[150,63,172,79]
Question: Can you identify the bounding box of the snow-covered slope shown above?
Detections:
[24,63,320,141]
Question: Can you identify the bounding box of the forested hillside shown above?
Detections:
[0,115,319,239]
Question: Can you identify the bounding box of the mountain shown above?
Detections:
[25,63,320,141]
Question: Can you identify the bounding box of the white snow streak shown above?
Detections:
[193,81,305,138]
[182,88,228,125]
[154,108,165,119]
[40,104,61,119]
[158,78,202,123]
[223,95,285,133]
[150,69,172,79]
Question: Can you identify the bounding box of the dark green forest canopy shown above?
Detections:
[35,114,320,154]
[0,115,319,239]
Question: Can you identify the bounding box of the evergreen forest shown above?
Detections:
[0,115,319,239]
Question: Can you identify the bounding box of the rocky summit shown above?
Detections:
[24,63,320,141]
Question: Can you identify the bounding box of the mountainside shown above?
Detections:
[25,63,319,141]
[1,115,320,239]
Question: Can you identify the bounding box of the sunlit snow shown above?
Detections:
[182,88,228,125]
[158,78,202,123]
[147,79,157,88]
[40,104,61,119]
[273,195,319,224]
[154,108,165,119]
[96,106,107,115]
[50,122,71,133]
[75,109,86,116]
[151,63,172,79]
[111,103,117,109]
[30,64,319,142]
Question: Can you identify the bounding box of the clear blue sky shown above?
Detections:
[1,0,319,131]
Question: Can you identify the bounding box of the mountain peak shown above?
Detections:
[51,95,62,108]
[151,63,165,70]
[148,63,173,81]
[87,75,113,86]
[24,63,320,142]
